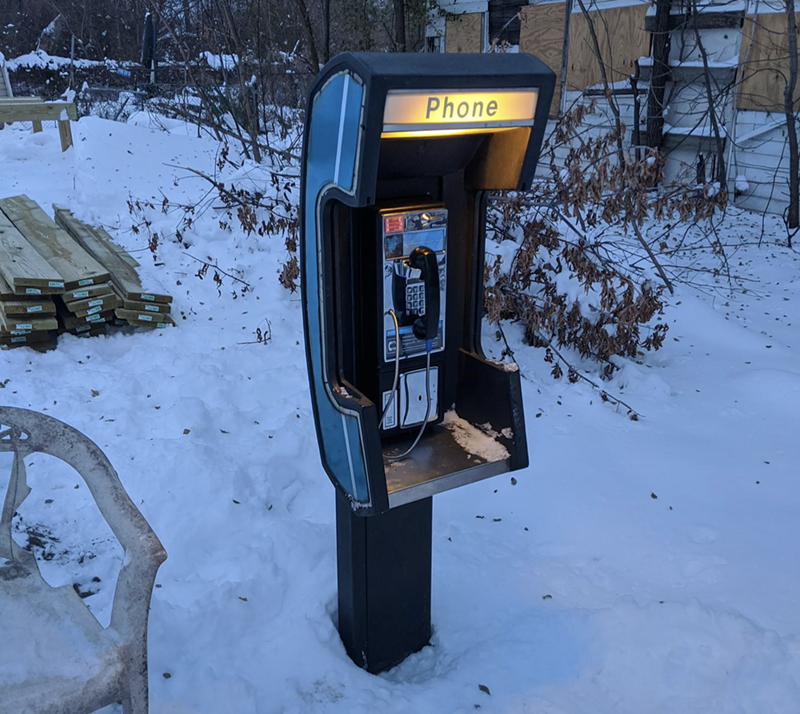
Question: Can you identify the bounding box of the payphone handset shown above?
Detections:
[381,207,447,362]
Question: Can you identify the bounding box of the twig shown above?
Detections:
[537,332,643,419]
[183,252,251,288]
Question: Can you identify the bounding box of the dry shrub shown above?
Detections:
[485,102,724,379]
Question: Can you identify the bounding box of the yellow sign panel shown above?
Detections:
[383,89,538,134]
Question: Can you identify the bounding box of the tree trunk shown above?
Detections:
[646,0,671,149]
[784,0,799,239]
[292,0,321,70]
[323,0,331,63]
[394,0,407,52]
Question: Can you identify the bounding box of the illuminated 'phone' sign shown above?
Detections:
[383,89,538,137]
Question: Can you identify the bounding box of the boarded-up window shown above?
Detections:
[446,12,483,53]
[738,12,800,112]
[519,2,566,117]
[567,4,649,91]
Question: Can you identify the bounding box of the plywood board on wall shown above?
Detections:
[520,3,566,117]
[446,12,483,53]
[738,11,800,112]
[567,4,649,92]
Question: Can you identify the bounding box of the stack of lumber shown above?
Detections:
[0,194,174,351]
[54,207,175,329]
[0,207,62,350]
[0,196,118,339]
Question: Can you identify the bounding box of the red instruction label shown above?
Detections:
[384,216,404,234]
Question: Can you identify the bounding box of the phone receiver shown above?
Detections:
[408,246,440,341]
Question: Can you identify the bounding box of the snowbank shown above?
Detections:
[0,113,798,714]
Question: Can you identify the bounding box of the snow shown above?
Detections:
[5,50,114,71]
[1,112,799,713]
[442,411,510,463]
[736,174,750,193]
[201,51,238,71]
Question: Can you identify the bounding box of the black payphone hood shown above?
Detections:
[305,52,556,194]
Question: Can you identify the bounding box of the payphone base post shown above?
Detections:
[335,492,433,674]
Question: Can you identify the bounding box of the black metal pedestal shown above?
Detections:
[335,492,433,673]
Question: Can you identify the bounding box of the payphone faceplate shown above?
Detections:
[380,207,447,363]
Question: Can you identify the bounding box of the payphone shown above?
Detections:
[301,52,555,673]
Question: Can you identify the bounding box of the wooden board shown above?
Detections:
[738,11,800,112]
[64,322,107,336]
[0,299,56,317]
[53,207,172,303]
[1,332,53,346]
[65,291,117,313]
[70,295,122,319]
[52,207,142,270]
[56,302,114,330]
[122,298,171,314]
[115,308,175,328]
[446,12,483,53]
[520,3,566,117]
[2,339,57,352]
[567,4,649,91]
[0,196,111,290]
[0,326,53,344]
[0,312,58,332]
[63,282,114,301]
[0,272,20,301]
[0,209,65,292]
[0,100,77,123]
[0,97,43,104]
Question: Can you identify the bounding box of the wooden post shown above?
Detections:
[58,120,73,151]
[32,120,43,133]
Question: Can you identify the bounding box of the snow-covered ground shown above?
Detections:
[1,115,798,713]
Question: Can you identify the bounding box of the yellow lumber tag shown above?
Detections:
[27,305,43,313]
[78,279,93,286]
[138,314,154,322]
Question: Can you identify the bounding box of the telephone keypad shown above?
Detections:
[406,281,426,316]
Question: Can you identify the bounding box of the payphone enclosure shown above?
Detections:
[301,53,555,516]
